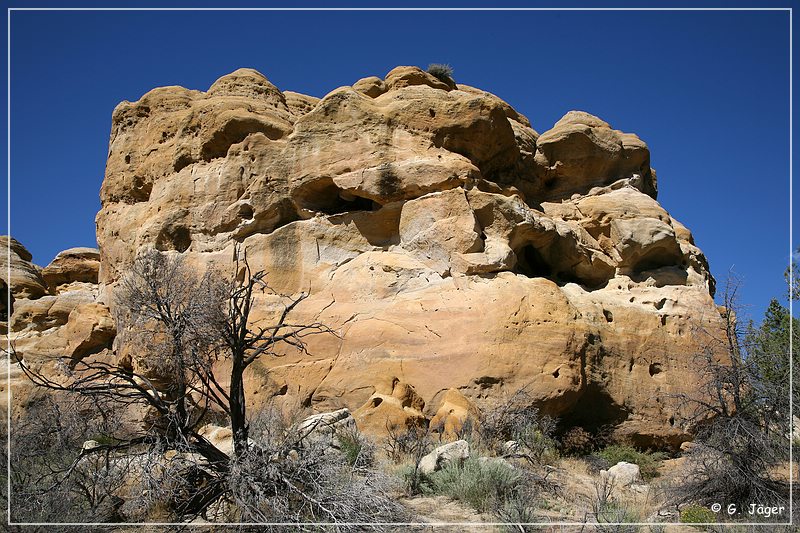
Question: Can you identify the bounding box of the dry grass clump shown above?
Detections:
[426,63,454,84]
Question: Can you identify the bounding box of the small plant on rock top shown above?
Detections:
[427,63,454,84]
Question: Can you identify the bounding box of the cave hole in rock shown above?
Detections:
[292,177,381,216]
[631,249,683,274]
[660,315,667,326]
[371,397,383,408]
[628,359,635,372]
[552,368,560,378]
[555,271,584,285]
[130,175,153,202]
[474,375,503,390]
[238,204,254,220]
[514,244,553,279]
[173,153,193,173]
[603,309,613,323]
[669,416,675,427]
[200,118,285,161]
[649,363,663,377]
[513,243,600,288]
[155,225,192,253]
[512,243,608,290]
[556,384,629,436]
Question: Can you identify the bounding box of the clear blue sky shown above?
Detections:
[2,1,796,322]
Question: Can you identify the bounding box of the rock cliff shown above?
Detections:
[5,66,726,448]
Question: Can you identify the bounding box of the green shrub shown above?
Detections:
[497,493,541,531]
[596,502,640,533]
[339,437,360,465]
[680,504,716,528]
[397,463,432,495]
[426,458,522,513]
[514,424,559,464]
[597,444,666,481]
[427,63,454,84]
[333,428,378,476]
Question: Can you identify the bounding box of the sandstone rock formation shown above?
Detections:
[2,236,49,302]
[430,389,480,439]
[41,247,100,291]
[2,242,114,412]
[8,66,727,449]
[353,378,428,434]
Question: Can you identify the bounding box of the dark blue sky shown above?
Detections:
[2,2,796,322]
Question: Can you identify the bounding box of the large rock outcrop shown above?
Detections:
[10,66,727,449]
[2,242,115,413]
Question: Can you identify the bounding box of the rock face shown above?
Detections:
[353,378,427,434]
[41,247,100,291]
[430,389,479,439]
[10,66,727,449]
[1,237,49,301]
[2,242,115,412]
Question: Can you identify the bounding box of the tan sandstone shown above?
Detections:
[8,66,729,449]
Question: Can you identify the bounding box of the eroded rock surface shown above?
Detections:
[10,66,727,449]
[2,242,115,413]
[1,237,49,301]
[41,247,100,291]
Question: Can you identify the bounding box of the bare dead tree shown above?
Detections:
[15,247,336,521]
[4,388,149,528]
[668,273,791,517]
[475,387,558,465]
[219,249,333,457]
